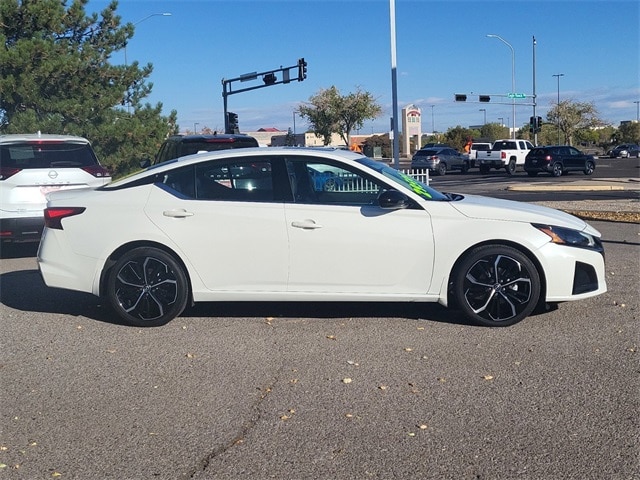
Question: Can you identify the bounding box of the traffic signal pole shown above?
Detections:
[221,58,307,134]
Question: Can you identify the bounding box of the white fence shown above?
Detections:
[324,168,430,193]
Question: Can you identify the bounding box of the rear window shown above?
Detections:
[473,144,491,151]
[0,142,98,169]
[415,149,438,156]
[177,138,258,157]
[491,141,517,151]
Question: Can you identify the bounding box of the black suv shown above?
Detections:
[146,134,259,167]
[524,145,596,177]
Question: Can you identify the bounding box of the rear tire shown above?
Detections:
[436,162,447,176]
[479,165,490,175]
[505,159,516,175]
[451,245,541,327]
[107,247,189,327]
[551,162,563,177]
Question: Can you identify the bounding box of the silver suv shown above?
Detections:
[0,133,111,243]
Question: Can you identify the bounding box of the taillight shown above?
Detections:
[544,155,552,162]
[501,151,506,159]
[44,207,86,230]
[81,165,111,178]
[430,155,439,160]
[0,167,21,180]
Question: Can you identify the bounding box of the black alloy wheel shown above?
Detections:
[436,162,447,176]
[452,245,541,327]
[505,159,517,175]
[107,247,189,327]
[584,160,595,175]
[551,162,564,177]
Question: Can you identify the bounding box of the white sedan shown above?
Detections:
[37,147,607,327]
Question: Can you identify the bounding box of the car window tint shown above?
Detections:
[0,143,97,168]
[195,159,273,202]
[286,157,383,206]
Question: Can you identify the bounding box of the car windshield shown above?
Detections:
[356,157,448,201]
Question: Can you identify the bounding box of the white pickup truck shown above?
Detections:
[477,139,534,175]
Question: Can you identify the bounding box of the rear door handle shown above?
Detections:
[163,209,194,218]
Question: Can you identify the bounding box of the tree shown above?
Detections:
[298,86,381,146]
[617,121,640,144]
[443,126,476,151]
[546,100,602,146]
[0,0,177,176]
[479,123,509,142]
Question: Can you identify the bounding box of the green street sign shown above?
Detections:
[507,93,527,99]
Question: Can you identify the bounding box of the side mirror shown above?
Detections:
[377,190,411,210]
[139,158,151,169]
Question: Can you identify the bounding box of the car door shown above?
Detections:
[143,159,289,292]
[564,147,584,170]
[283,156,435,295]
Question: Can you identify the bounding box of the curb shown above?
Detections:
[507,184,626,192]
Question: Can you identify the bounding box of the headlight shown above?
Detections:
[532,223,603,252]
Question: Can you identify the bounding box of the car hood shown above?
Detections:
[447,193,596,233]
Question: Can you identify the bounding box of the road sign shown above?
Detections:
[507,93,527,99]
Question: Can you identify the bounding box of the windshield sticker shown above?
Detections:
[398,171,432,199]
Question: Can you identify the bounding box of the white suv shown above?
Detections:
[0,133,111,243]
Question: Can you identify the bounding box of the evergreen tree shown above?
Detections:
[0,0,177,176]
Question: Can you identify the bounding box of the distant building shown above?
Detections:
[402,104,421,156]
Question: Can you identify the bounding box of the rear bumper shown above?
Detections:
[478,159,504,168]
[0,216,44,243]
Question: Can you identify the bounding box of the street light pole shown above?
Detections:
[194,123,199,134]
[553,73,564,144]
[487,34,515,139]
[430,105,435,134]
[479,108,486,124]
[634,100,640,122]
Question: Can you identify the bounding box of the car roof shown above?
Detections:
[166,134,256,141]
[110,147,368,187]
[0,133,90,144]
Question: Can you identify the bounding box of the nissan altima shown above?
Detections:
[37,147,606,327]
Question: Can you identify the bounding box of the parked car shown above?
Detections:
[0,133,111,243]
[609,144,640,158]
[524,146,596,177]
[143,133,259,167]
[38,147,606,328]
[411,147,469,175]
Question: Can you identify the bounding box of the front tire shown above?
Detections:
[107,247,189,327]
[451,245,541,327]
[584,160,595,175]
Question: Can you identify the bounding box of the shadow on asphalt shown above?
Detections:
[0,268,474,328]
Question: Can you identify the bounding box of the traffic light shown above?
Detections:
[455,94,467,102]
[297,58,307,81]
[529,116,543,133]
[479,95,490,102]
[226,111,239,134]
[263,73,277,85]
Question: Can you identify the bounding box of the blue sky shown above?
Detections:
[92,0,639,135]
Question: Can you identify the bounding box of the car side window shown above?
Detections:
[194,159,274,202]
[285,157,384,206]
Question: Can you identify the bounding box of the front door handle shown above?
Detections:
[163,209,194,218]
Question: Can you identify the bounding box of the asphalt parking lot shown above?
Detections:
[0,220,638,480]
